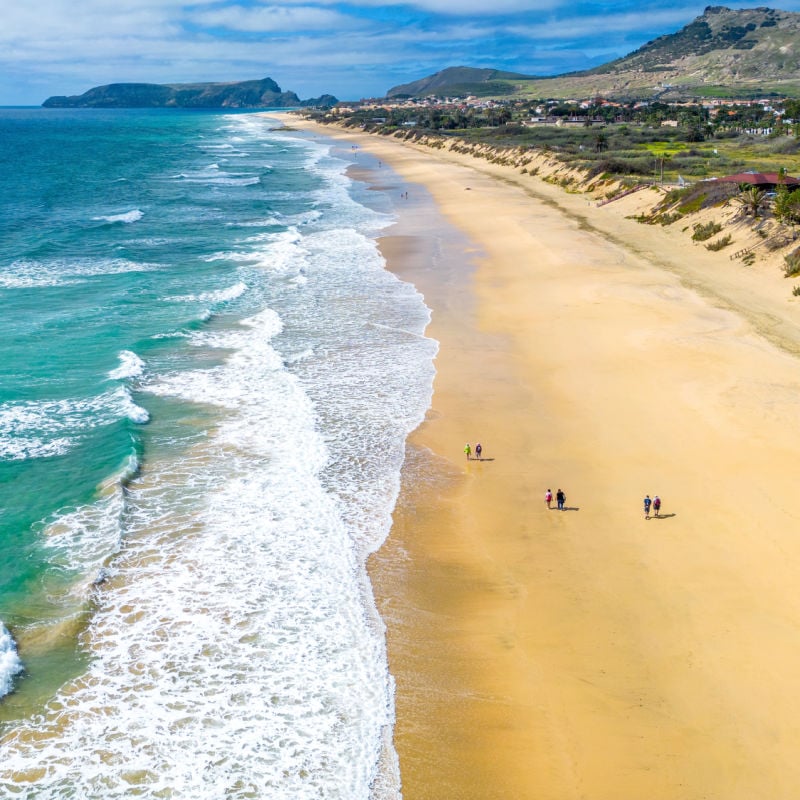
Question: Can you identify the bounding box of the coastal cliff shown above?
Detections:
[42,78,337,109]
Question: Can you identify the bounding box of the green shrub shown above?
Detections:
[586,157,652,179]
[679,193,708,214]
[706,234,733,251]
[692,221,723,241]
[662,186,690,205]
[793,285,800,296]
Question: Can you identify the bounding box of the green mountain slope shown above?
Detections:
[386,66,538,98]
[42,78,337,109]
[576,5,800,97]
[386,7,800,101]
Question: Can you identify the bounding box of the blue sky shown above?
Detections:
[2,1,800,104]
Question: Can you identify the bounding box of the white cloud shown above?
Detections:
[345,0,565,11]
[409,0,564,11]
[0,1,185,40]
[192,5,358,32]
[7,0,800,104]
[506,6,705,42]
[233,0,567,10]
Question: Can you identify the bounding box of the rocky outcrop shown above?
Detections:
[43,78,337,109]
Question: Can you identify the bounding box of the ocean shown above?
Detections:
[0,108,437,797]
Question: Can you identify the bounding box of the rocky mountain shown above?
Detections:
[386,66,537,98]
[42,77,337,109]
[575,5,800,98]
[385,7,800,101]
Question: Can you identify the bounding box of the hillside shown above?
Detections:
[386,6,800,101]
[564,5,800,99]
[386,66,538,99]
[42,78,337,109]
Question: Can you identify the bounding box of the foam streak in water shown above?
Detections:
[167,281,248,304]
[92,209,144,224]
[0,624,23,698]
[108,350,145,381]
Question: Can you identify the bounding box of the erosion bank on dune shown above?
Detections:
[290,115,800,800]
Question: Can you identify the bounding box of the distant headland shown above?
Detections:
[42,77,337,109]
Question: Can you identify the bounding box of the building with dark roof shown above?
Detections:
[710,172,800,190]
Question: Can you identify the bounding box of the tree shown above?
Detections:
[783,99,800,121]
[735,186,768,218]
[492,107,512,126]
[594,132,608,153]
[774,185,800,225]
[686,123,709,142]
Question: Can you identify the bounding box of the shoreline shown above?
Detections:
[302,120,800,359]
[289,115,800,799]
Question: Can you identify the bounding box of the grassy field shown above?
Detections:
[315,104,800,184]
[434,126,800,183]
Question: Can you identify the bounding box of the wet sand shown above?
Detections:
[291,117,800,799]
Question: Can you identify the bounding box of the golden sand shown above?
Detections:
[289,116,800,799]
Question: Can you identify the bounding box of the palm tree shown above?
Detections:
[593,132,608,153]
[735,186,768,218]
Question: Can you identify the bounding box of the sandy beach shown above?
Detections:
[289,116,800,799]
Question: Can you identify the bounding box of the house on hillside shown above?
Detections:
[706,172,800,191]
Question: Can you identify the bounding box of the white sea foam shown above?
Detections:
[0,257,160,288]
[0,435,73,461]
[1,301,394,798]
[201,250,262,263]
[0,387,149,446]
[121,389,150,424]
[284,347,314,364]
[93,209,144,224]
[108,350,146,381]
[167,281,248,304]
[226,209,322,228]
[0,623,23,698]
[246,229,311,279]
[44,450,139,578]
[196,144,250,157]
[0,114,437,799]
[151,330,192,340]
[173,171,260,187]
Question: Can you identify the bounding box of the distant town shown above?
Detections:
[303,91,800,194]
[321,95,800,140]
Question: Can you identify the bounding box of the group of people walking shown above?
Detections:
[544,489,567,511]
[464,442,483,461]
[464,444,663,520]
[643,494,662,518]
[545,488,663,517]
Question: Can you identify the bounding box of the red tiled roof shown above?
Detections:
[715,172,800,186]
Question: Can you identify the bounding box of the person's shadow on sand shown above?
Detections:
[651,513,677,520]
[471,457,495,462]
[562,506,580,512]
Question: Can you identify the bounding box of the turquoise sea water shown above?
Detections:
[0,108,436,797]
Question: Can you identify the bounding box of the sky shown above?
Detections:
[3,1,800,105]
